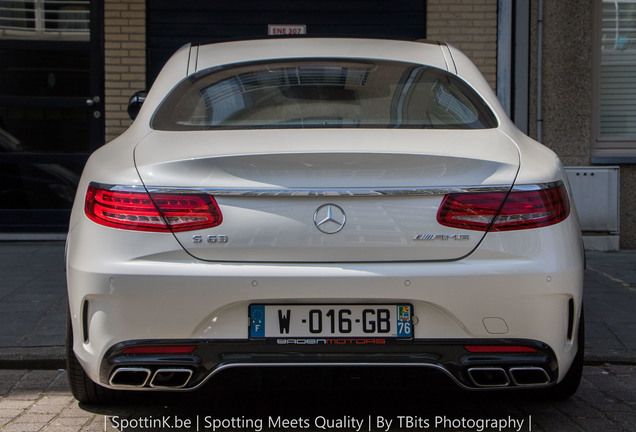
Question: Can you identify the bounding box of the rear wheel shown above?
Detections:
[66,306,126,404]
[546,309,585,400]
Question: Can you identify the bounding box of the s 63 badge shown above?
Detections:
[192,235,229,244]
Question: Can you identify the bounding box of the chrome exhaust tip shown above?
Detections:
[109,367,151,388]
[509,367,550,386]
[149,368,193,389]
[467,367,510,387]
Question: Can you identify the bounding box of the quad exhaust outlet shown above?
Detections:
[467,366,551,388]
[107,363,551,391]
[109,368,152,388]
[150,369,193,389]
[509,367,550,386]
[109,367,193,389]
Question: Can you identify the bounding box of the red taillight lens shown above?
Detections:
[122,346,197,354]
[464,345,538,353]
[85,184,222,232]
[438,184,570,231]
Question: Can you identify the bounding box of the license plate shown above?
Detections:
[249,304,413,339]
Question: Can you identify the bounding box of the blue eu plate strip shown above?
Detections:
[250,305,265,338]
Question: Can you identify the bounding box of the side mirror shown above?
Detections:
[127,90,147,120]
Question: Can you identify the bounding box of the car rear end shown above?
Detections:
[66,38,584,398]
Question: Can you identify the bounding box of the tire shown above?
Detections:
[545,309,585,400]
[66,306,125,405]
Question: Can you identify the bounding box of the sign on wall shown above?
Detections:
[268,25,307,36]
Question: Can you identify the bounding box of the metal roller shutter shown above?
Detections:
[147,0,426,84]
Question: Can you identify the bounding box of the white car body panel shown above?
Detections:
[67,223,583,384]
[134,128,520,261]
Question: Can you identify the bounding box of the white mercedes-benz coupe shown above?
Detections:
[66,38,584,404]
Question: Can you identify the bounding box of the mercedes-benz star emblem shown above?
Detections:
[313,204,346,234]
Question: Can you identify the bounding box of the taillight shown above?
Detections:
[85,184,222,232]
[122,346,197,354]
[464,345,538,353]
[437,184,570,231]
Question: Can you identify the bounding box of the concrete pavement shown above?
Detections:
[0,242,634,367]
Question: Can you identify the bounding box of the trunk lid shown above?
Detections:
[134,129,519,262]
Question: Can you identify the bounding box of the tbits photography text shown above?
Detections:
[106,414,533,432]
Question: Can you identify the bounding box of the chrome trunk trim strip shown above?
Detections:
[91,181,563,198]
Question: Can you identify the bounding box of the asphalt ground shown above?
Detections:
[0,242,634,368]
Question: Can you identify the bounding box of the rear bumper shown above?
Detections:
[66,220,584,391]
[102,338,558,391]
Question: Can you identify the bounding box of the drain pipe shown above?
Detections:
[497,0,513,116]
[537,0,544,142]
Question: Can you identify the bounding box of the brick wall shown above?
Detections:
[103,0,146,143]
[100,0,497,141]
[426,0,498,90]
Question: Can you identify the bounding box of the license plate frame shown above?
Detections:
[249,304,413,339]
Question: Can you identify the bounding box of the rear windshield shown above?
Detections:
[152,58,498,131]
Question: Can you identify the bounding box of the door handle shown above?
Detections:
[86,96,101,107]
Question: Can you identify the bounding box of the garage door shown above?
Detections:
[147,0,426,83]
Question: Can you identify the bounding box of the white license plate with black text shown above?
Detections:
[249,304,412,339]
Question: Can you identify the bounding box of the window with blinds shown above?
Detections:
[600,0,636,138]
[0,0,89,40]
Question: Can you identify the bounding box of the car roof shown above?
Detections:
[192,38,452,74]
